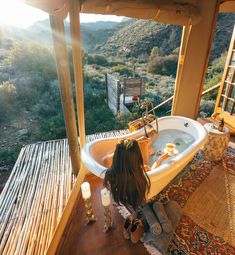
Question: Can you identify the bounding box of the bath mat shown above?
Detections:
[116,144,235,254]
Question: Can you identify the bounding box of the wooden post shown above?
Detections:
[172,0,220,119]
[49,15,80,175]
[171,25,191,115]
[69,0,86,148]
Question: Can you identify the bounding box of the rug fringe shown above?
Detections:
[144,243,162,255]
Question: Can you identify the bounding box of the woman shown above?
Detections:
[104,138,173,210]
[104,139,174,243]
[104,139,150,211]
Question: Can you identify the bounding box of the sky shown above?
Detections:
[0,0,124,28]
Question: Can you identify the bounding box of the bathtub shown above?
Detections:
[81,116,208,198]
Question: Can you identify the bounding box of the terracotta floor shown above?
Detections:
[57,119,235,255]
[57,174,148,255]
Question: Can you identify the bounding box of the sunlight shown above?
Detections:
[0,0,47,28]
[0,0,124,28]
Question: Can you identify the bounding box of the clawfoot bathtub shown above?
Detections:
[81,116,208,198]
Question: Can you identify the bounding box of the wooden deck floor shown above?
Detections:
[57,174,148,255]
[0,140,75,255]
[0,130,129,255]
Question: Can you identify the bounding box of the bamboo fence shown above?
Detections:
[0,129,129,255]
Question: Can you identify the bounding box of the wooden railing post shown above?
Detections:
[69,0,86,149]
[49,15,80,175]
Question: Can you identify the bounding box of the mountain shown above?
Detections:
[0,13,234,61]
[100,13,235,62]
[210,14,235,62]
[100,19,182,58]
[0,20,122,52]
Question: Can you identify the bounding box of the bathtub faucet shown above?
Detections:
[140,99,158,138]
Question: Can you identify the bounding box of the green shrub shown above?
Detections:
[86,54,109,66]
[0,81,17,123]
[4,43,57,81]
[203,52,226,101]
[110,64,132,76]
[0,146,21,166]
[199,100,215,117]
[40,113,66,140]
[148,53,178,76]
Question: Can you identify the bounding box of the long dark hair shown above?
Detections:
[104,139,151,210]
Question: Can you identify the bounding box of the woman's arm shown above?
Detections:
[102,153,114,168]
[144,153,171,171]
[151,153,172,169]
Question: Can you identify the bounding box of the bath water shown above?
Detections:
[149,129,195,165]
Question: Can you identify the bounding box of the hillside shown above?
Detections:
[100,19,182,59]
[101,13,235,63]
[0,20,124,52]
[1,13,234,59]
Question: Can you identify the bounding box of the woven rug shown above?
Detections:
[117,143,235,254]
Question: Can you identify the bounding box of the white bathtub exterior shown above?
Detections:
[81,116,208,198]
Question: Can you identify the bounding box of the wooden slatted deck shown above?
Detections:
[0,130,129,255]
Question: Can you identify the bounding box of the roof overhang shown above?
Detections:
[24,0,235,25]
[25,0,202,25]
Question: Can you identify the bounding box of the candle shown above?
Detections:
[101,188,111,207]
[81,182,91,199]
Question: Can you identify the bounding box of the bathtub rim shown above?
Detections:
[81,116,208,178]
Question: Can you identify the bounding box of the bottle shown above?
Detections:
[218,118,224,132]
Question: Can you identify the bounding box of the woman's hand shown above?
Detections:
[151,153,172,169]
[144,164,151,172]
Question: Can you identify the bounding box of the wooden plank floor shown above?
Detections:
[57,174,148,255]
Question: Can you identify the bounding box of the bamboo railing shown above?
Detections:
[150,82,221,113]
[0,130,129,255]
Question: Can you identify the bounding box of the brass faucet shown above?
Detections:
[140,99,158,138]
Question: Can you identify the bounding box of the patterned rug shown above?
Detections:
[116,144,235,254]
[150,144,235,255]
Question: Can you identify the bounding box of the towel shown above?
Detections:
[141,204,162,236]
[152,201,173,233]
[143,200,182,255]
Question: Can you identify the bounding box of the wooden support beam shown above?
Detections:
[49,15,80,175]
[172,0,220,119]
[69,0,86,149]
[46,8,88,255]
[172,25,191,115]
